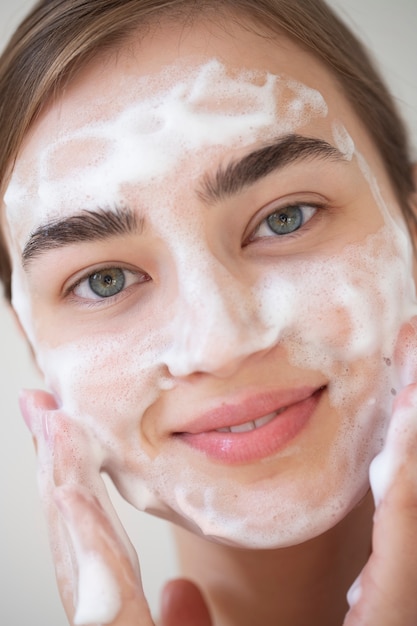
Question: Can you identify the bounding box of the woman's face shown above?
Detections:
[3,17,417,548]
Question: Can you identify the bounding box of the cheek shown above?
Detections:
[250,222,417,467]
[36,325,169,448]
[257,224,415,378]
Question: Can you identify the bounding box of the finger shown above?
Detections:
[19,389,78,611]
[19,388,97,489]
[19,388,58,452]
[344,383,417,626]
[19,388,59,421]
[19,390,137,561]
[19,389,146,625]
[160,579,212,626]
[55,485,154,626]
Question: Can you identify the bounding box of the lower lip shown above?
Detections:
[177,388,324,464]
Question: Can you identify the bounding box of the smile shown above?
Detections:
[177,386,325,464]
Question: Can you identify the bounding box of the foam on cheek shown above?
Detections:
[37,328,168,431]
[252,222,411,485]
[34,331,175,516]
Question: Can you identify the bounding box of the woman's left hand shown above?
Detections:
[343,382,417,626]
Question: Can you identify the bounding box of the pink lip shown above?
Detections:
[175,386,325,464]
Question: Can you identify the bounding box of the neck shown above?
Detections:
[172,491,374,626]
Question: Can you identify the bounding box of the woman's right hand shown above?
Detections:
[19,389,212,626]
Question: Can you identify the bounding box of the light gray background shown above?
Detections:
[0,1,416,624]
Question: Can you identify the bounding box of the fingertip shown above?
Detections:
[160,578,212,626]
[19,388,59,432]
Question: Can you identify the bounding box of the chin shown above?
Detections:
[113,459,371,550]
[189,489,370,550]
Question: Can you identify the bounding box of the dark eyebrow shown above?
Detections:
[198,133,346,204]
[22,206,142,266]
[22,134,343,265]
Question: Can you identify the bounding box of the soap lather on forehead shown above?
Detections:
[5,60,328,226]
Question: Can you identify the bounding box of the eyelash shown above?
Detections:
[65,266,150,305]
[246,200,324,245]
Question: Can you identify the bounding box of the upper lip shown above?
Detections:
[177,385,325,434]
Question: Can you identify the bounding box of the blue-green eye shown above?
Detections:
[72,267,148,300]
[255,204,317,238]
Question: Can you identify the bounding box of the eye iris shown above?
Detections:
[89,268,125,297]
[267,206,303,235]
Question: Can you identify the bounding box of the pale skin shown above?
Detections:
[4,13,417,626]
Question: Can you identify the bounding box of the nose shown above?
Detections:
[162,261,276,379]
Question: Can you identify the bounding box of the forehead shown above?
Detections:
[4,17,373,233]
[12,16,354,152]
[7,65,328,206]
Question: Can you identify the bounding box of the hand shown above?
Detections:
[343,382,417,626]
[20,390,212,626]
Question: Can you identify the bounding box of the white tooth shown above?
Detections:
[229,420,256,433]
[216,409,284,434]
[253,411,279,429]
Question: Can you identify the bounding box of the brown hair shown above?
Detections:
[0,0,414,302]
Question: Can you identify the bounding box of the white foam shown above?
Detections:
[370,385,417,505]
[74,553,121,625]
[332,121,355,160]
